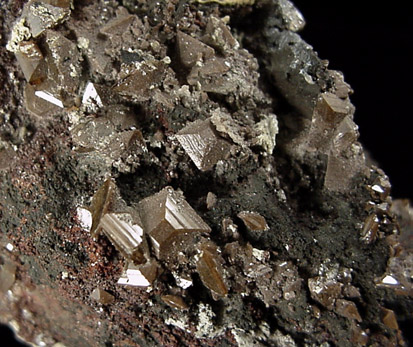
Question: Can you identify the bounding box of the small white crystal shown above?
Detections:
[76,207,92,231]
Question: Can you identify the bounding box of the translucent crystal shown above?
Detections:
[24,83,63,118]
[99,212,147,264]
[138,186,211,258]
[335,299,362,322]
[176,119,232,171]
[90,288,115,305]
[308,276,343,309]
[238,211,269,232]
[43,30,81,96]
[161,295,189,310]
[360,214,379,244]
[196,247,228,300]
[14,40,45,83]
[89,179,121,236]
[117,261,158,287]
[381,308,399,330]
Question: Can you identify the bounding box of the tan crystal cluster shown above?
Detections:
[86,180,228,300]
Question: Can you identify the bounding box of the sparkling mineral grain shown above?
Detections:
[138,187,211,258]
[177,119,232,171]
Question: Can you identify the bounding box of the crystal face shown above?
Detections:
[138,186,211,257]
[196,247,228,300]
[117,261,158,287]
[14,40,44,83]
[237,211,269,232]
[90,288,115,305]
[176,119,232,171]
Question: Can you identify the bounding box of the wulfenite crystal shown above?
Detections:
[138,186,211,258]
[177,119,232,171]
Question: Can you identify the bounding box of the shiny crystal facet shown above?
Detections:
[238,211,269,232]
[196,247,228,300]
[117,261,158,287]
[14,40,45,83]
[89,179,121,236]
[161,295,189,310]
[177,119,231,171]
[99,212,147,263]
[90,288,115,305]
[138,187,211,258]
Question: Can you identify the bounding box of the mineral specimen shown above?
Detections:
[1,0,412,346]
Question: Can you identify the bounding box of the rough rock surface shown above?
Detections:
[0,1,412,346]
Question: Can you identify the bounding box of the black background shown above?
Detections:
[294,0,413,200]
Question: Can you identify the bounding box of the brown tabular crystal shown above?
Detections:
[90,288,115,305]
[161,295,189,310]
[113,60,166,102]
[360,213,379,244]
[177,118,232,171]
[89,180,148,263]
[334,299,362,322]
[308,276,343,310]
[24,83,63,118]
[196,247,228,300]
[89,179,120,236]
[43,30,81,96]
[117,261,159,287]
[14,40,45,83]
[176,30,215,69]
[203,16,238,53]
[237,211,269,232]
[100,11,136,37]
[99,211,148,264]
[381,308,399,330]
[138,187,211,258]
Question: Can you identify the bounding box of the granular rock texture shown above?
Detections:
[0,1,412,346]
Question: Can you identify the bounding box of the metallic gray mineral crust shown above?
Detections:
[0,0,411,346]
